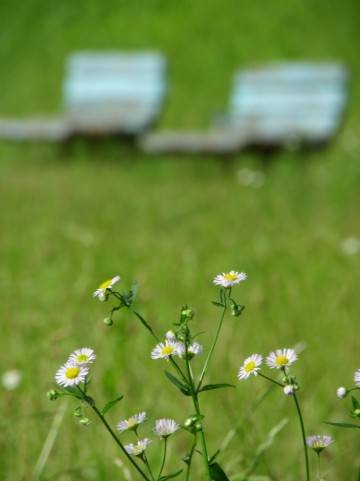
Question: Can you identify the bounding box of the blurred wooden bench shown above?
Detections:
[0,51,167,141]
[140,62,349,154]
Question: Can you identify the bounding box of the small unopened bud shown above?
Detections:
[79,417,91,426]
[73,407,82,418]
[103,317,113,326]
[184,416,197,428]
[354,408,360,418]
[194,422,202,431]
[336,387,347,399]
[165,330,176,340]
[47,389,59,401]
[231,303,244,317]
[181,307,194,320]
[283,385,295,396]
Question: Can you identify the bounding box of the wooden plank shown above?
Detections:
[140,130,246,154]
[0,118,69,141]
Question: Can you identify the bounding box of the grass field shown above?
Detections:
[1,1,360,480]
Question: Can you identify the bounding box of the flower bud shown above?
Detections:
[184,416,197,428]
[354,408,360,418]
[181,307,194,320]
[79,417,91,426]
[336,386,347,399]
[283,385,295,396]
[165,330,176,340]
[47,389,59,401]
[103,317,113,326]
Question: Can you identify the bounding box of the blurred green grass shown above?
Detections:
[1,1,360,480]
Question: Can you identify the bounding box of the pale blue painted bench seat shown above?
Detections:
[141,61,348,154]
[0,51,167,141]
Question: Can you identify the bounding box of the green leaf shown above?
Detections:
[101,395,124,415]
[212,301,225,307]
[209,462,230,481]
[325,421,360,429]
[164,371,191,396]
[351,395,360,410]
[220,288,226,306]
[159,469,183,480]
[199,383,235,392]
[209,449,221,463]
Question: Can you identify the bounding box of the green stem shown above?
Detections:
[192,394,212,481]
[317,453,321,481]
[88,403,150,481]
[258,372,284,388]
[185,435,197,481]
[293,392,310,481]
[157,438,168,480]
[142,453,156,481]
[197,290,230,392]
[184,342,212,481]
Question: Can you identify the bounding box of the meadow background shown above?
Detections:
[1,1,360,480]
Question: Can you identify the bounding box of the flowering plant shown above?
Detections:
[47,271,358,481]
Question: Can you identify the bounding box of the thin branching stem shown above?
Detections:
[197,288,230,392]
[157,438,168,480]
[76,386,150,481]
[184,341,212,481]
[258,372,284,388]
[293,392,310,481]
[185,434,198,481]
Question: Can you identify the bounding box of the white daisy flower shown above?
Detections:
[283,384,295,396]
[2,369,22,391]
[266,348,298,369]
[188,342,203,356]
[151,340,183,360]
[354,369,360,387]
[336,386,347,399]
[93,275,120,301]
[176,341,203,359]
[55,362,88,387]
[154,418,179,438]
[237,353,263,380]
[69,347,96,365]
[117,412,147,432]
[341,237,360,256]
[213,271,247,288]
[306,435,333,453]
[125,438,151,456]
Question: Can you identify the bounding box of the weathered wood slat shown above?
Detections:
[0,119,69,141]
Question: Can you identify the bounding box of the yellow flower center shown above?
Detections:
[244,360,256,373]
[99,279,113,289]
[224,272,238,281]
[76,354,89,363]
[127,418,138,428]
[65,366,80,379]
[275,355,289,366]
[161,345,174,356]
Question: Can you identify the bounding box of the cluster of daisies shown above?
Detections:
[116,412,179,456]
[92,270,247,305]
[55,348,96,387]
[336,368,360,399]
[238,348,298,394]
[151,331,203,361]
